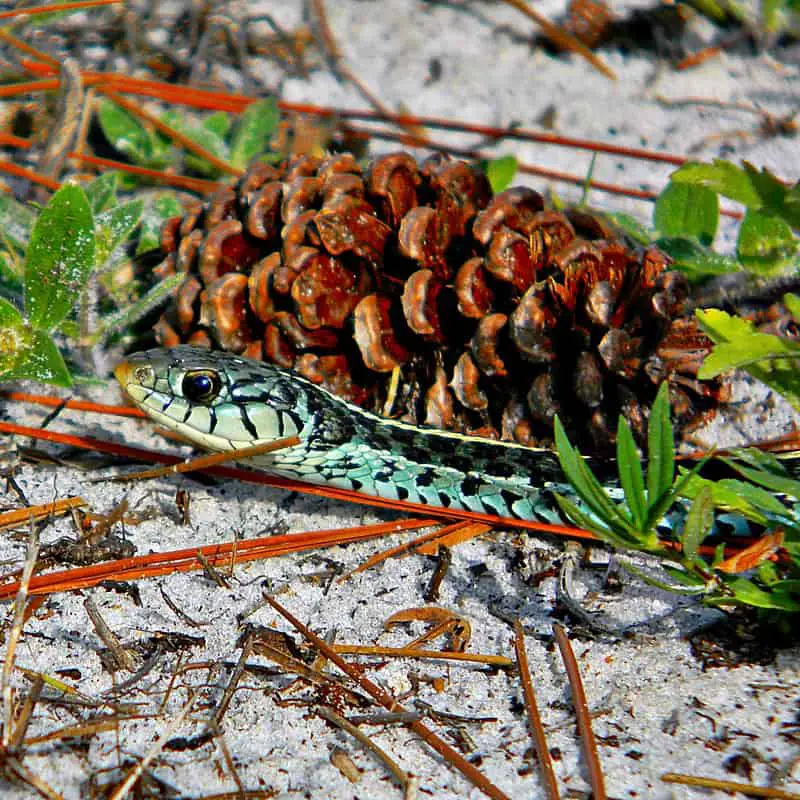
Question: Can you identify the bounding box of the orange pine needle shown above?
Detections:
[0,519,437,601]
[0,497,86,532]
[0,0,122,19]
[0,391,146,418]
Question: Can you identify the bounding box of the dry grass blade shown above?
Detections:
[263,593,511,800]
[513,620,560,799]
[317,705,418,795]
[0,497,86,532]
[499,0,615,79]
[661,773,800,798]
[553,624,606,799]
[330,644,513,668]
[107,692,196,800]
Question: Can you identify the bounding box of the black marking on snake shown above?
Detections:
[396,485,409,500]
[437,491,451,507]
[208,406,218,435]
[239,407,258,440]
[182,405,193,424]
[416,468,436,487]
[161,396,174,413]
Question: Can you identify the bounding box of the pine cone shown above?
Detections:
[154,151,728,454]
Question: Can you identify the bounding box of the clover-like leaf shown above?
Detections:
[25,183,95,331]
[654,182,718,246]
[736,209,798,274]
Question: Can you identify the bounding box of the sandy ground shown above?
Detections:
[1,1,799,798]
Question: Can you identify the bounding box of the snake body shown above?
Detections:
[116,346,618,522]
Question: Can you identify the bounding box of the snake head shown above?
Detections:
[115,346,306,453]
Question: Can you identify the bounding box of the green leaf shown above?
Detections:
[679,472,768,524]
[94,199,144,265]
[736,209,798,274]
[84,172,118,215]
[602,212,653,246]
[681,485,713,561]
[646,383,674,508]
[554,417,636,536]
[0,195,36,251]
[137,193,183,256]
[720,457,800,502]
[669,160,762,207]
[162,110,230,177]
[24,183,95,331]
[204,111,232,139]
[4,328,72,387]
[229,99,280,170]
[655,237,739,280]
[616,417,646,529]
[784,292,800,321]
[98,99,153,163]
[0,295,24,337]
[553,493,631,549]
[708,577,800,611]
[654,182,718,245]
[484,155,518,194]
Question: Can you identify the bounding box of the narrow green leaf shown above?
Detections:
[669,160,762,207]
[655,237,739,280]
[229,99,280,170]
[616,417,646,529]
[736,209,798,274]
[554,417,636,534]
[0,195,36,251]
[646,383,674,508]
[601,212,653,245]
[24,183,95,331]
[708,577,800,611]
[84,172,118,215]
[484,155,518,194]
[95,273,184,343]
[681,485,713,561]
[720,457,800,502]
[94,199,144,265]
[679,471,768,525]
[654,182,718,246]
[553,493,630,548]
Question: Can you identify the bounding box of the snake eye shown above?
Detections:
[182,370,221,404]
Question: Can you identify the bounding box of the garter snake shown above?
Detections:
[115,346,618,523]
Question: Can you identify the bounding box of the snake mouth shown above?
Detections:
[114,359,132,389]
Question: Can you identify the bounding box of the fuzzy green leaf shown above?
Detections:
[230,99,280,170]
[616,417,646,529]
[85,172,119,215]
[95,199,144,265]
[7,328,71,386]
[646,383,674,507]
[681,485,713,561]
[137,193,183,255]
[162,110,231,177]
[98,99,153,163]
[736,209,798,274]
[24,183,95,331]
[0,195,36,251]
[485,155,518,194]
[654,182,718,245]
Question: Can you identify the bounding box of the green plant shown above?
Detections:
[97,97,281,181]
[608,159,800,282]
[696,293,800,413]
[553,383,800,612]
[482,154,519,193]
[0,176,182,387]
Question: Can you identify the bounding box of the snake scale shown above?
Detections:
[115,346,627,523]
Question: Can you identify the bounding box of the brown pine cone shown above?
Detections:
[153,151,728,454]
